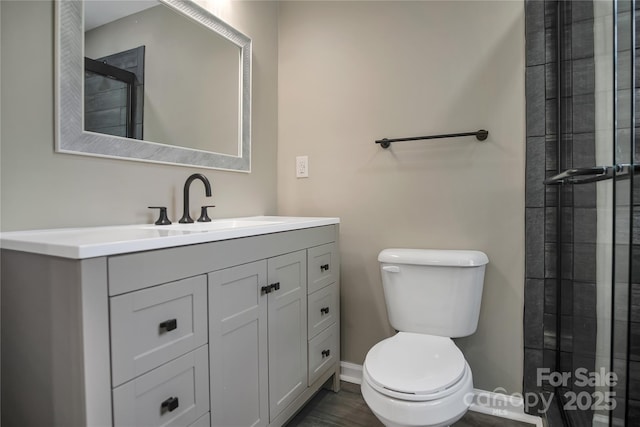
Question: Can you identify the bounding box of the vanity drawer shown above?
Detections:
[113,345,210,427]
[308,323,338,386]
[308,282,338,339]
[308,242,337,294]
[110,275,208,387]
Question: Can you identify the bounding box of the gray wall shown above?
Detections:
[0,0,278,231]
[277,1,526,394]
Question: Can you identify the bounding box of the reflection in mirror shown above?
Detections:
[84,46,145,140]
[84,1,240,155]
[56,0,251,171]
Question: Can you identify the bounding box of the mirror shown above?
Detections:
[56,0,252,172]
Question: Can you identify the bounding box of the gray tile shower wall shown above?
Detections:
[524,0,598,422]
[524,0,554,413]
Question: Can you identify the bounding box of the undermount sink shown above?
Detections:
[143,218,285,232]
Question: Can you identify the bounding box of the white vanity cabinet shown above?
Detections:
[209,250,308,426]
[267,251,309,420]
[209,260,269,427]
[1,222,340,427]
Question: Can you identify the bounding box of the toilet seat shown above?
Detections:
[363,332,467,402]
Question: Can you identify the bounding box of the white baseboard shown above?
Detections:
[339,361,363,384]
[469,389,543,427]
[340,361,543,427]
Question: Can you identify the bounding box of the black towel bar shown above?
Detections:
[375,129,488,149]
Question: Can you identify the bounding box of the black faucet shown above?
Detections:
[179,173,212,223]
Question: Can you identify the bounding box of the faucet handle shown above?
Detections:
[197,205,216,222]
[148,207,172,225]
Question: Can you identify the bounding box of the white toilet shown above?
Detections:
[361,248,489,427]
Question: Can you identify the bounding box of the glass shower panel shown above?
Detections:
[611,1,635,425]
[554,2,604,425]
[537,0,637,424]
[546,0,634,425]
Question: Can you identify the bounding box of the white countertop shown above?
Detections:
[0,216,340,259]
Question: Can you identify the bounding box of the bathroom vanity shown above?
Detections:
[1,217,340,427]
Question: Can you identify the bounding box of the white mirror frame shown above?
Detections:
[55,0,252,172]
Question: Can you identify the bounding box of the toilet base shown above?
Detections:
[361,364,474,427]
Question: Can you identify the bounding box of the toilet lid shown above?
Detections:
[364,333,466,396]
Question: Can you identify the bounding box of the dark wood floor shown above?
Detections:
[286,382,536,427]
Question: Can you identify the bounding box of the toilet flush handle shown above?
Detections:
[382,265,400,273]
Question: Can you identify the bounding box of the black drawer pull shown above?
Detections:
[261,285,272,294]
[159,319,177,332]
[320,307,330,315]
[161,396,179,413]
[270,282,281,292]
[321,349,331,358]
[320,264,330,272]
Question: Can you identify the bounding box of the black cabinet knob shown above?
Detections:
[148,207,172,225]
[159,319,177,332]
[270,282,280,291]
[320,264,330,272]
[321,349,331,358]
[320,307,330,315]
[161,396,179,413]
[261,285,272,294]
[197,205,215,222]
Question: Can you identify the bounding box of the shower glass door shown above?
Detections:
[544,0,635,425]
[610,1,635,425]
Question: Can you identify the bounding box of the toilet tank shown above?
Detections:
[378,248,489,338]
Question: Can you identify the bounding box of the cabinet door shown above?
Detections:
[209,261,268,427]
[267,250,307,421]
